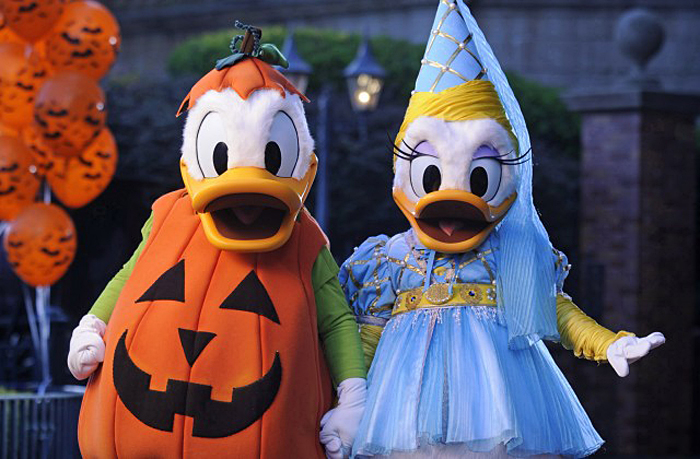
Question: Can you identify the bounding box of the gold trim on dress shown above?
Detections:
[393,282,497,316]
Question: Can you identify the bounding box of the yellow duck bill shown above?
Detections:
[181,159,317,252]
[394,188,516,253]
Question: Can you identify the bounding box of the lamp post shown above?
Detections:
[284,32,386,231]
[343,35,386,141]
[280,31,312,94]
[279,30,331,229]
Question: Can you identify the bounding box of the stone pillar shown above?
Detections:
[566,9,698,455]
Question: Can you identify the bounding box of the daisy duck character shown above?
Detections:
[340,2,665,457]
[67,23,366,458]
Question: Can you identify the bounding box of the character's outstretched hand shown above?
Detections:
[320,377,367,459]
[607,332,665,377]
[67,314,107,380]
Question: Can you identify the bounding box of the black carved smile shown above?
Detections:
[15,82,34,91]
[0,186,16,196]
[40,247,60,256]
[72,49,94,58]
[61,32,81,45]
[82,26,103,34]
[113,330,282,438]
[43,131,61,139]
[0,163,19,172]
[18,2,38,13]
[47,108,68,117]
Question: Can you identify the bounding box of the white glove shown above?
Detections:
[319,377,367,459]
[606,331,665,377]
[67,314,107,380]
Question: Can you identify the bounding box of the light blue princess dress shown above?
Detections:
[340,229,603,458]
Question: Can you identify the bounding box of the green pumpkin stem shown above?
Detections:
[216,21,289,71]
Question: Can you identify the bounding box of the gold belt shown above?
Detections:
[393,282,497,316]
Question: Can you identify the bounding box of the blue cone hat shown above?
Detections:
[409,0,560,348]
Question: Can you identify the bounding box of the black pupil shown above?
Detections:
[470,167,489,197]
[265,142,282,175]
[422,165,441,193]
[213,142,228,176]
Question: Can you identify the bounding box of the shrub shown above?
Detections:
[168,26,423,104]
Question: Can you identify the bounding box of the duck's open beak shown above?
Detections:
[393,188,516,253]
[181,156,317,252]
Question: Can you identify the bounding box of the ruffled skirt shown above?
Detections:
[352,306,603,458]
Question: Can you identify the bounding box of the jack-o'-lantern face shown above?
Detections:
[46,127,117,208]
[0,43,48,129]
[0,0,64,43]
[43,0,120,80]
[112,262,281,438]
[3,203,77,287]
[33,72,106,157]
[0,135,39,221]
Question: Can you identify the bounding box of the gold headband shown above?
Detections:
[394,80,516,165]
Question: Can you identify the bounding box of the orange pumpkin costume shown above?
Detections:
[79,190,333,458]
[73,27,366,457]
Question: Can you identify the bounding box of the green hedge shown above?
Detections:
[168,26,424,103]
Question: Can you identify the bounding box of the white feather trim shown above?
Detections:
[394,117,517,206]
[181,88,314,181]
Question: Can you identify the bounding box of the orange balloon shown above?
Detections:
[0,11,26,45]
[3,202,77,287]
[47,127,117,208]
[0,43,49,129]
[0,135,39,220]
[21,123,56,177]
[43,1,120,80]
[0,121,18,137]
[33,72,106,157]
[0,0,64,43]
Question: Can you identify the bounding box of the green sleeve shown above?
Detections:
[313,246,367,386]
[88,213,153,323]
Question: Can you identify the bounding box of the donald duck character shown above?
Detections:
[67,23,366,459]
[340,2,664,458]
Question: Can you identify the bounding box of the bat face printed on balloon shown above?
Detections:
[43,0,120,80]
[3,202,77,287]
[46,127,118,208]
[33,72,106,157]
[21,123,55,177]
[0,0,64,43]
[0,43,48,130]
[0,135,40,220]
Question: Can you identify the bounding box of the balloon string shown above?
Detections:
[42,180,50,204]
[21,284,40,363]
[35,286,51,394]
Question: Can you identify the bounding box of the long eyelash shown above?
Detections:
[387,132,428,162]
[492,147,532,165]
[387,131,532,166]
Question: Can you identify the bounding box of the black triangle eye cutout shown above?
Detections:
[136,259,185,303]
[220,271,280,324]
